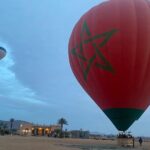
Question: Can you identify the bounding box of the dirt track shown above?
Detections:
[0,136,149,150]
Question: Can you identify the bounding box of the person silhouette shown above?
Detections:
[139,137,143,146]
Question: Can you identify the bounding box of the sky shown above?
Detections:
[0,0,150,136]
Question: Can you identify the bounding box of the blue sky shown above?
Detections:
[0,0,150,136]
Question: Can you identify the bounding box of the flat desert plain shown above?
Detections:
[0,136,149,150]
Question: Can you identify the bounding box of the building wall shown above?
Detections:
[19,124,60,136]
[69,130,89,139]
[20,124,32,136]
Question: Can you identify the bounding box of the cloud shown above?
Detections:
[0,40,47,107]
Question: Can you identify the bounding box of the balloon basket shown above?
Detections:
[117,132,134,148]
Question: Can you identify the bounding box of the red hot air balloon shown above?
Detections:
[68,0,150,131]
[0,47,6,60]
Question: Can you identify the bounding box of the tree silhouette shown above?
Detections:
[10,118,14,135]
[57,118,68,137]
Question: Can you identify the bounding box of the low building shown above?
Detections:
[68,130,90,139]
[19,123,60,136]
[19,123,32,136]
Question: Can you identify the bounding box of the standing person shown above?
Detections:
[132,137,135,148]
[139,137,143,146]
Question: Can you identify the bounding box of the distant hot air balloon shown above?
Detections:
[68,0,150,131]
[0,47,6,60]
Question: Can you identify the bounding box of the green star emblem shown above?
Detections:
[70,21,118,81]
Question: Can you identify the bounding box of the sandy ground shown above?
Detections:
[0,135,149,150]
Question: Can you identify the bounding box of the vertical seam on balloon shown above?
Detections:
[136,0,150,103]
[73,21,88,83]
[132,0,150,108]
[80,19,94,81]
[132,0,138,105]
[141,1,150,81]
[69,25,88,91]
[88,9,104,107]
[81,13,100,104]
[140,0,150,89]
[118,0,123,105]
[128,0,138,106]
[141,0,150,106]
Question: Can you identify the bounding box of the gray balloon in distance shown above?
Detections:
[0,47,6,60]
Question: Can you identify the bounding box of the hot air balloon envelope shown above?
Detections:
[68,0,150,131]
[0,47,6,60]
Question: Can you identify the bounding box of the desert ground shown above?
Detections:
[0,135,149,150]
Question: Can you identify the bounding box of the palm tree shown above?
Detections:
[0,122,8,135]
[3,123,8,135]
[10,118,14,135]
[57,118,68,137]
[0,122,3,135]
